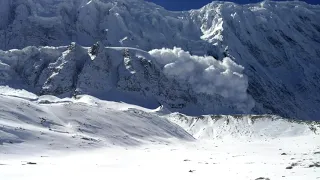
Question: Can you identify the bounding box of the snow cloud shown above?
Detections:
[149,47,254,112]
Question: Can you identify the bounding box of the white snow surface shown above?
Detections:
[0,87,320,180]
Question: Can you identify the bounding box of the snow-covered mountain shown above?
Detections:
[193,1,320,120]
[1,1,320,179]
[0,44,254,115]
[0,0,319,119]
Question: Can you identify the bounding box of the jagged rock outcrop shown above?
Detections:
[0,44,249,115]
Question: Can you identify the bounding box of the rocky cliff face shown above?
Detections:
[0,44,251,115]
[191,1,320,119]
[0,0,214,54]
[0,0,319,119]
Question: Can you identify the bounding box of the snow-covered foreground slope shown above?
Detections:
[2,137,320,180]
[0,88,320,180]
[0,88,194,151]
[0,87,317,149]
[0,0,319,119]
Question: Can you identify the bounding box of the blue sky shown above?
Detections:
[146,0,319,11]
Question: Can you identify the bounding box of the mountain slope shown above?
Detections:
[0,0,213,53]
[0,0,319,119]
[0,86,318,150]
[1,89,319,180]
[0,91,194,150]
[165,113,320,140]
[192,1,320,119]
[1,2,320,179]
[0,44,254,115]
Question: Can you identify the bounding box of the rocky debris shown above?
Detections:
[308,162,320,168]
[286,166,293,170]
[286,162,299,169]
[27,162,37,165]
[255,177,270,180]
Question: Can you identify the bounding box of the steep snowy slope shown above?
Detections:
[0,0,213,54]
[0,0,319,119]
[192,1,320,119]
[0,44,254,115]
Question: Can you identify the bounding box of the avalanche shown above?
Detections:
[0,45,254,115]
[150,47,254,112]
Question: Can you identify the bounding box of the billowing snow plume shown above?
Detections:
[150,47,254,111]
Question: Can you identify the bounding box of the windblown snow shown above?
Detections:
[150,47,254,112]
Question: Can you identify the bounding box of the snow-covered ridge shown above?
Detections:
[0,89,318,150]
[0,44,254,115]
[0,92,194,149]
[165,113,320,140]
[0,0,319,119]
[0,0,210,52]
